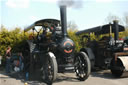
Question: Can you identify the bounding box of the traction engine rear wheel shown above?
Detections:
[74,52,91,81]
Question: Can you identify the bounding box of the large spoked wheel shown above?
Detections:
[74,52,91,81]
[41,52,58,84]
[110,58,124,77]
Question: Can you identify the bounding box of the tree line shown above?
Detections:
[0,23,128,59]
[0,26,29,57]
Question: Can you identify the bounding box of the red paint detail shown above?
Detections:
[64,41,73,46]
[63,41,73,53]
[64,49,73,53]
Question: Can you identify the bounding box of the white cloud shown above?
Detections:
[95,0,126,2]
[33,0,58,3]
[95,0,112,2]
[6,0,30,8]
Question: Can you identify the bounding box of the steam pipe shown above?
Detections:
[60,6,67,37]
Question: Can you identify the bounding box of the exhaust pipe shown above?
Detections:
[113,20,119,45]
[60,6,67,37]
[113,20,119,41]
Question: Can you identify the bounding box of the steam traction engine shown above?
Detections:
[24,6,90,84]
[76,20,128,77]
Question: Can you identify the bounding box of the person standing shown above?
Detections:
[18,52,24,71]
[0,54,2,65]
[5,46,11,74]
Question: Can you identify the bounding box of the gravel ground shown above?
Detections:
[0,68,128,85]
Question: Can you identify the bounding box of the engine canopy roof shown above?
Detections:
[76,24,125,35]
[24,19,60,32]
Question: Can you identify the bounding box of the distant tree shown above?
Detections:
[0,26,29,57]
[68,21,78,31]
[104,14,122,24]
[68,29,82,52]
[104,14,128,38]
[0,26,10,56]
[67,21,82,51]
[123,13,128,28]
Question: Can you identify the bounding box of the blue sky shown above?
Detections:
[0,0,128,30]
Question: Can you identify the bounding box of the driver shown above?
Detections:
[39,28,52,43]
[100,36,109,41]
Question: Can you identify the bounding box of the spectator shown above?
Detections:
[18,52,24,71]
[0,54,2,65]
[5,46,11,74]
[24,56,30,81]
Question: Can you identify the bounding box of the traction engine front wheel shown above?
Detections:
[74,52,91,81]
[110,58,124,77]
[41,52,58,85]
